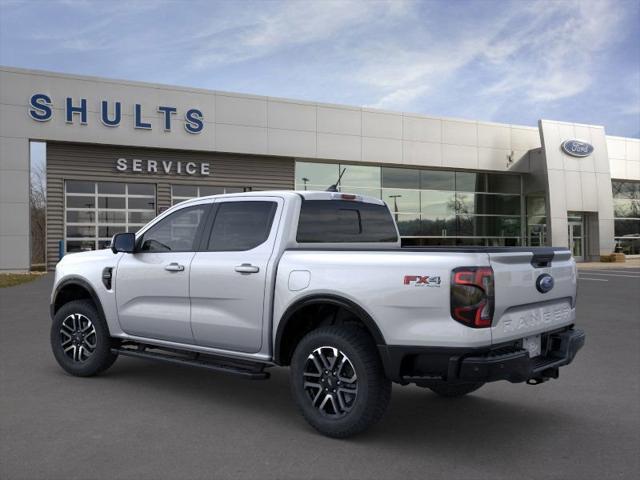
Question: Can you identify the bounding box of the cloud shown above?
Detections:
[482,0,624,102]
[189,0,409,70]
[355,0,626,111]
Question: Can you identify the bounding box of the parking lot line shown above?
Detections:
[577,272,640,278]
[578,277,608,282]
[581,269,640,275]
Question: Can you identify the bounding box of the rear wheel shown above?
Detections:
[290,325,391,438]
[50,300,118,377]
[427,381,484,397]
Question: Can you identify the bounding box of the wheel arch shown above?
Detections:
[51,276,106,325]
[273,294,386,366]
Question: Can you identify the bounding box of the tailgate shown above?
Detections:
[489,249,576,344]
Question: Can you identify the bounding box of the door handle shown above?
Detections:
[165,262,185,272]
[235,263,260,274]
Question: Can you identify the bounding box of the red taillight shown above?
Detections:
[450,267,494,328]
[340,193,357,200]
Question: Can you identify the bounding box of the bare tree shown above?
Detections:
[30,162,46,270]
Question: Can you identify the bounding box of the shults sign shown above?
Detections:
[28,93,204,134]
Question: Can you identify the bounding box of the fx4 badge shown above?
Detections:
[404,275,441,287]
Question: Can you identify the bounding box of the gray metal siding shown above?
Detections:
[46,142,294,269]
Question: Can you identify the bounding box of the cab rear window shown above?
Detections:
[296,200,398,243]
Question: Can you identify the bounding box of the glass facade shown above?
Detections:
[64,180,156,252]
[295,162,525,246]
[171,185,250,205]
[526,195,547,247]
[612,180,640,255]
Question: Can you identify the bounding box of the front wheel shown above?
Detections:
[50,299,118,377]
[290,325,391,438]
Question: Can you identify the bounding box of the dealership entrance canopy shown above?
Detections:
[1,66,639,271]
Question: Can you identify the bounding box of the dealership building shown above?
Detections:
[0,66,639,271]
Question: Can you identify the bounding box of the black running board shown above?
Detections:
[112,346,270,380]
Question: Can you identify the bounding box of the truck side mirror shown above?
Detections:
[111,232,136,254]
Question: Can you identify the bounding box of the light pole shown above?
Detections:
[302,177,309,190]
[388,194,402,222]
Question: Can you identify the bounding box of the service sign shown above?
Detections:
[115,158,210,176]
[561,139,594,157]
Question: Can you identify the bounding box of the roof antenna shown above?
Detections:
[326,167,347,192]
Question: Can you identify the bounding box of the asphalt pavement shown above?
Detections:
[1,272,639,480]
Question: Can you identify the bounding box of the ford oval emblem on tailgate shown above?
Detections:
[536,274,554,293]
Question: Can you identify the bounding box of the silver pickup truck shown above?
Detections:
[50,190,585,437]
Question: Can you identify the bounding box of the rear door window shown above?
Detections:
[207,201,278,251]
[297,200,398,243]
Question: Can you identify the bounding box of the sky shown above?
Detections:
[1,0,639,137]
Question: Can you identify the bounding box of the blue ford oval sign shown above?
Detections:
[536,274,555,294]
[561,139,594,157]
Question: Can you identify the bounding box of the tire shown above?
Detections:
[50,299,118,377]
[427,381,484,397]
[290,325,391,438]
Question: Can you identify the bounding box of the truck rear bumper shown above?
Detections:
[378,326,585,385]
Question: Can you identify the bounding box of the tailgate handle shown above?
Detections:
[531,252,554,268]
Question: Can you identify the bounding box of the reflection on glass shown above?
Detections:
[613,199,640,218]
[615,237,640,255]
[98,182,125,195]
[98,225,126,237]
[421,170,454,191]
[527,195,546,217]
[128,211,155,224]
[383,189,420,213]
[66,226,95,238]
[382,167,419,189]
[612,180,640,200]
[614,219,640,236]
[98,197,126,209]
[457,215,521,237]
[294,161,525,245]
[66,211,95,223]
[396,214,421,236]
[341,165,381,188]
[66,240,95,253]
[98,211,126,223]
[572,238,582,257]
[455,193,475,214]
[487,174,520,194]
[456,172,485,192]
[339,187,382,199]
[476,194,521,215]
[128,183,155,196]
[421,190,455,216]
[67,196,95,208]
[296,162,339,190]
[421,216,454,236]
[528,217,547,247]
[128,198,156,210]
[64,180,157,254]
[66,181,95,194]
